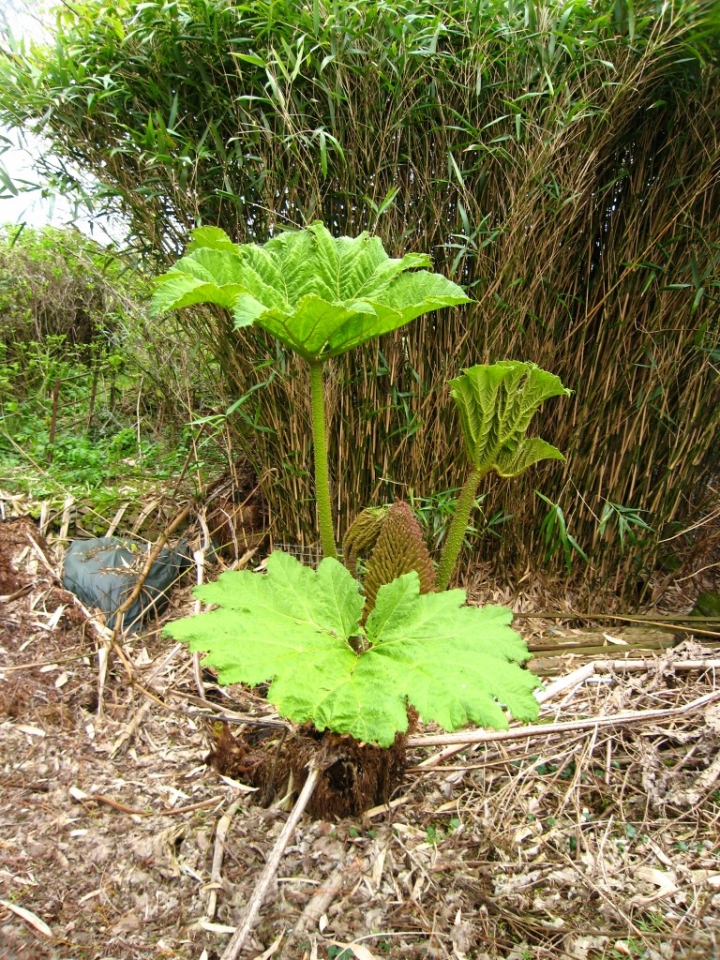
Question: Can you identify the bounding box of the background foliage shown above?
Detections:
[0,225,129,350]
[2,0,719,593]
[0,225,224,514]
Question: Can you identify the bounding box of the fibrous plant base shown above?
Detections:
[207,719,410,819]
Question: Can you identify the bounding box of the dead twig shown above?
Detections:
[288,850,362,944]
[219,761,323,960]
[109,640,186,757]
[109,699,153,759]
[95,502,191,715]
[206,796,244,922]
[108,501,192,639]
[514,609,720,639]
[410,689,720,756]
[192,513,211,699]
[69,786,225,817]
[535,662,597,703]
[594,657,720,673]
[415,658,719,766]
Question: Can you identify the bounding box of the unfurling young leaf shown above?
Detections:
[450,361,570,476]
[436,361,571,590]
[164,551,539,748]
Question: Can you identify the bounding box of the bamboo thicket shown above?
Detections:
[2,0,719,593]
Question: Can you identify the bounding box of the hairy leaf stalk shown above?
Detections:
[436,466,485,591]
[309,360,337,558]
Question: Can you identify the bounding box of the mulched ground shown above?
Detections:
[1,515,719,960]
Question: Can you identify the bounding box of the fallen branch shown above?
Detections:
[192,540,208,699]
[535,663,597,703]
[206,797,244,922]
[109,699,152,760]
[513,609,720,639]
[594,657,720,673]
[513,611,720,623]
[288,849,362,944]
[409,689,720,753]
[69,785,225,817]
[531,656,720,707]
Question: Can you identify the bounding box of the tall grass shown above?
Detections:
[2,0,719,593]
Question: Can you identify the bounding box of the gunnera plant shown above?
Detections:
[157,223,569,816]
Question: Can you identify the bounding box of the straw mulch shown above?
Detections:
[1,516,719,960]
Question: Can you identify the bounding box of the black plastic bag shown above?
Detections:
[62,537,191,633]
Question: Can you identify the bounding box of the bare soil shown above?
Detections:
[2,516,720,960]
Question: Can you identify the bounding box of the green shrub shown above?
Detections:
[0,225,134,356]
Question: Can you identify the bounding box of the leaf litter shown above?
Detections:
[1,514,720,959]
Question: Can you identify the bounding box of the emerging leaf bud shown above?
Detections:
[342,505,391,577]
[363,500,436,616]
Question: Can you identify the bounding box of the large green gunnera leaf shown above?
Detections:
[451,361,571,476]
[151,222,470,361]
[164,551,539,747]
